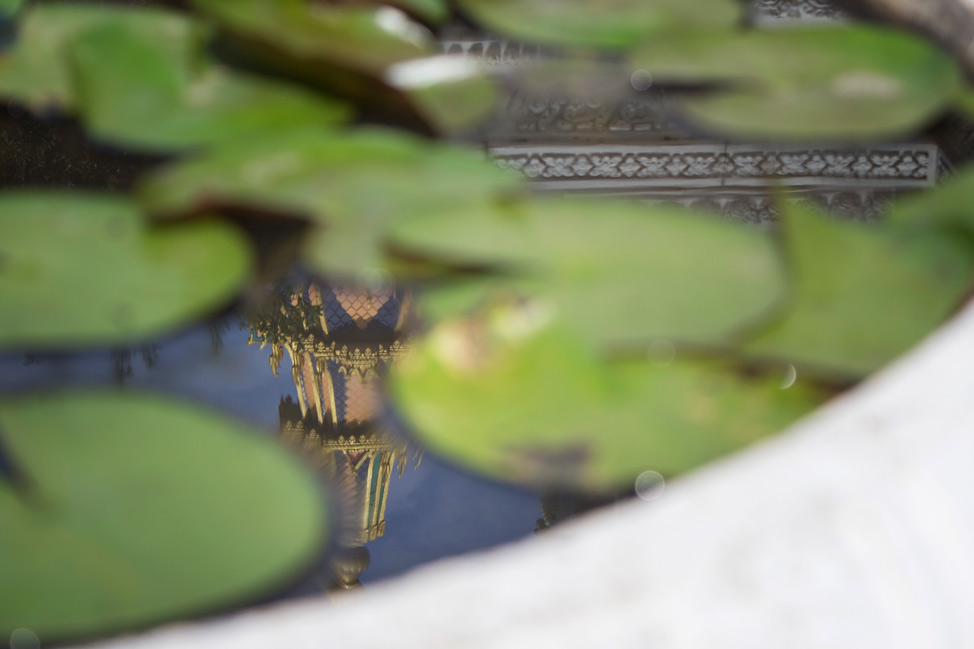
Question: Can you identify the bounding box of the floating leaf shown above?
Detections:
[393,198,784,348]
[630,25,964,140]
[456,0,742,50]
[189,0,432,75]
[952,88,974,121]
[187,0,497,133]
[0,0,22,16]
[68,23,349,152]
[0,390,329,642]
[0,3,204,113]
[384,55,500,135]
[0,0,22,41]
[389,308,824,492]
[888,163,974,234]
[0,3,347,151]
[0,192,252,349]
[187,0,427,95]
[138,128,522,278]
[744,200,973,379]
[370,0,450,24]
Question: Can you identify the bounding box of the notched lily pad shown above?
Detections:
[68,23,349,152]
[138,127,522,278]
[0,3,348,151]
[190,0,457,128]
[393,197,785,348]
[744,200,974,379]
[389,306,824,492]
[189,0,432,75]
[456,0,743,50]
[0,390,330,642]
[0,3,204,113]
[630,25,964,140]
[0,192,252,349]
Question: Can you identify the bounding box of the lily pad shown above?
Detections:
[68,23,349,152]
[630,25,964,140]
[189,0,432,75]
[393,198,785,348]
[187,0,498,133]
[456,0,743,50]
[0,3,204,113]
[744,200,973,379]
[389,307,824,492]
[384,55,500,135]
[0,0,21,37]
[888,163,974,234]
[138,128,522,278]
[389,0,449,24]
[0,390,329,642]
[344,0,449,25]
[0,192,252,349]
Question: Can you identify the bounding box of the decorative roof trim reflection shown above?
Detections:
[489,143,943,190]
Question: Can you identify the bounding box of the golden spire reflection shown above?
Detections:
[248,281,419,587]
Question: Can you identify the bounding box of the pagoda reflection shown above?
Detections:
[248,280,419,589]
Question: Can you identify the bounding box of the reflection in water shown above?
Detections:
[110,346,158,384]
[248,281,421,590]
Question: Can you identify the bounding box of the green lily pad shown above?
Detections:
[0,390,329,642]
[456,0,742,50]
[744,200,973,379]
[630,25,963,140]
[0,0,21,28]
[389,308,824,492]
[952,88,974,121]
[68,23,349,152]
[0,192,252,349]
[138,128,522,278]
[384,55,500,135]
[189,0,432,75]
[187,0,498,133]
[0,3,205,112]
[888,163,974,234]
[390,0,449,24]
[393,198,785,348]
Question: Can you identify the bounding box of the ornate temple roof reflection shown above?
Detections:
[248,282,419,588]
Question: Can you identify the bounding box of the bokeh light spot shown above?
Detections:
[781,363,798,390]
[10,629,40,649]
[631,69,653,91]
[647,339,676,367]
[635,470,665,501]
